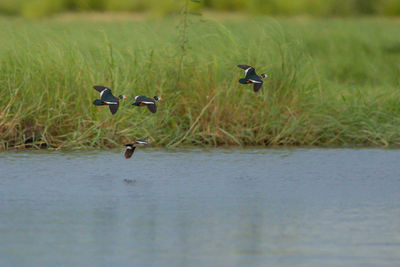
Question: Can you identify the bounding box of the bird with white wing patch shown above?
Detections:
[132,95,163,113]
[237,65,268,92]
[92,85,127,115]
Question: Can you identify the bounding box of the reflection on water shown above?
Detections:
[1,149,400,266]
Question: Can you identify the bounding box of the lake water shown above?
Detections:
[0,149,399,266]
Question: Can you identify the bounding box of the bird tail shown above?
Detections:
[93,99,103,106]
[239,79,248,84]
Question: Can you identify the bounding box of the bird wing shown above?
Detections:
[124,146,136,159]
[100,88,117,102]
[93,85,107,93]
[237,65,255,77]
[237,65,253,70]
[94,86,113,99]
[142,137,151,143]
[133,96,149,105]
[108,102,119,115]
[253,81,263,92]
[134,96,148,102]
[136,139,151,146]
[146,103,157,113]
[249,79,262,84]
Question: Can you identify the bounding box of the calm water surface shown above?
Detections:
[0,149,400,266]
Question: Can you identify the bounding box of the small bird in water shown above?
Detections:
[237,65,268,92]
[124,137,151,159]
[132,95,162,113]
[92,85,127,115]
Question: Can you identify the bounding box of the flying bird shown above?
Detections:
[132,95,162,113]
[237,65,268,92]
[92,85,127,115]
[124,137,151,159]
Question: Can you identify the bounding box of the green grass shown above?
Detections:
[0,14,399,150]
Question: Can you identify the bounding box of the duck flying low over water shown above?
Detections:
[237,65,268,92]
[92,85,127,115]
[124,138,151,159]
[132,96,162,113]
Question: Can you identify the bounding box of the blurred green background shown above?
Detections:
[1,0,400,18]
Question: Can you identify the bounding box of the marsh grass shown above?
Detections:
[0,15,399,150]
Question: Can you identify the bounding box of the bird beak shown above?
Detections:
[159,97,163,101]
[123,95,127,100]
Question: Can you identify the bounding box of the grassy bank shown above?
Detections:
[0,14,399,150]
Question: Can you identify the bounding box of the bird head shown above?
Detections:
[154,96,162,101]
[119,95,127,101]
[261,74,268,79]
